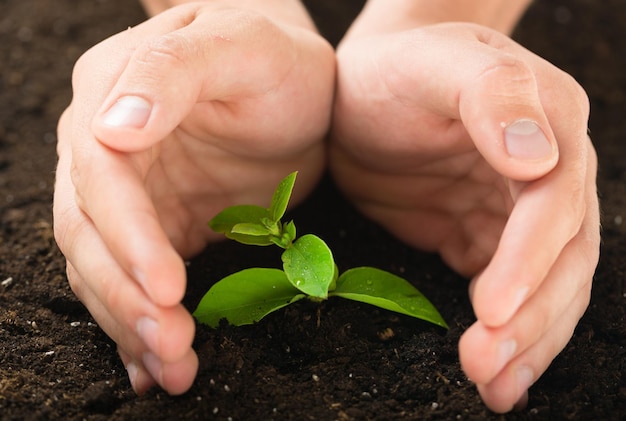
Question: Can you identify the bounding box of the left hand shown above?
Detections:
[53,2,335,395]
[329,22,600,413]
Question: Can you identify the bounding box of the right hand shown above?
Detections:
[53,2,334,395]
[329,22,598,412]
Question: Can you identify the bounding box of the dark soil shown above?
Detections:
[1,1,625,420]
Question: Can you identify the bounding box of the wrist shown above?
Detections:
[139,0,317,32]
[345,0,532,39]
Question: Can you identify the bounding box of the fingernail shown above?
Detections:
[142,352,163,385]
[504,120,553,160]
[136,317,160,353]
[126,361,139,391]
[516,365,534,397]
[103,95,151,128]
[496,339,517,373]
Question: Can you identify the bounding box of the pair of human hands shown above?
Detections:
[52,2,599,413]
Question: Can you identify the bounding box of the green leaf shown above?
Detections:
[330,267,448,329]
[226,234,274,246]
[328,263,339,292]
[283,220,297,243]
[209,204,269,232]
[232,222,272,236]
[209,205,273,246]
[193,268,305,327]
[281,234,335,299]
[269,172,297,222]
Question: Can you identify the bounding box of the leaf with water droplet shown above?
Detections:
[193,268,305,327]
[330,267,447,328]
[269,172,297,223]
[281,234,335,299]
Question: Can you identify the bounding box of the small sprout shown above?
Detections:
[194,172,447,329]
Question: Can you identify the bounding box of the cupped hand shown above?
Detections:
[53,2,334,395]
[330,23,599,412]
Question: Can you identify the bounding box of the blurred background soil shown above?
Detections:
[1,1,625,419]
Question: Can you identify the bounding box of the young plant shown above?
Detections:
[193,172,448,329]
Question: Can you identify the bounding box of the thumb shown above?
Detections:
[457,37,559,182]
[91,5,261,152]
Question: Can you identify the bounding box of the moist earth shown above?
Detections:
[1,1,625,419]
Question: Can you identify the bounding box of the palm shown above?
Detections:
[330,27,541,277]
[331,113,512,277]
[140,101,327,258]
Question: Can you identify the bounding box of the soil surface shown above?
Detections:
[1,1,625,420]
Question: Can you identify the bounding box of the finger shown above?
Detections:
[63,233,198,395]
[475,286,592,413]
[141,349,199,396]
[70,137,189,306]
[90,6,310,153]
[462,150,599,412]
[54,136,195,363]
[460,183,598,385]
[69,3,204,152]
[119,343,199,396]
[471,122,593,327]
[63,222,196,364]
[118,348,157,395]
[60,119,186,308]
[65,16,193,306]
[372,24,561,179]
[118,344,199,396]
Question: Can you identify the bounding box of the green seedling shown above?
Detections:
[193,172,448,329]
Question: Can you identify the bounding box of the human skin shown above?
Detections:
[330,0,600,413]
[54,0,335,395]
[53,0,600,414]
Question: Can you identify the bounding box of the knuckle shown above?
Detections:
[71,45,101,91]
[134,32,191,70]
[549,69,591,125]
[477,54,538,100]
[68,161,87,211]
[565,174,587,230]
[52,204,81,255]
[71,51,90,85]
[102,276,123,311]
[211,8,277,38]
[579,222,601,276]
[563,71,590,112]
